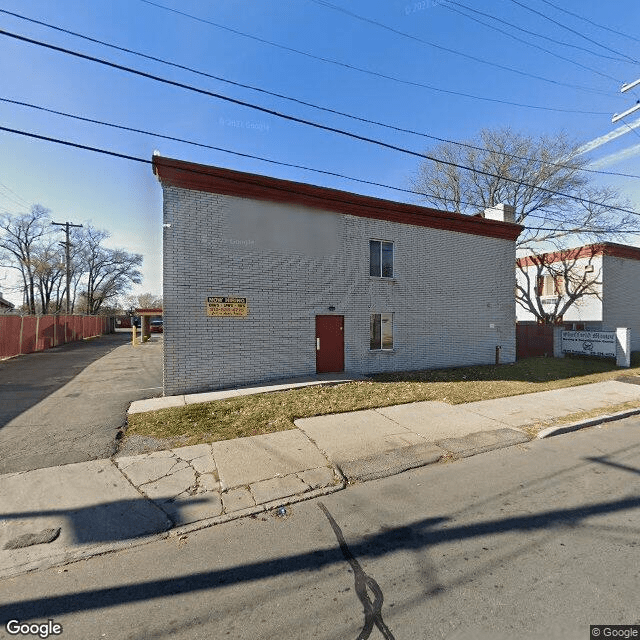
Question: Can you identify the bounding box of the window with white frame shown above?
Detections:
[370,313,393,350]
[369,240,394,278]
[537,274,564,298]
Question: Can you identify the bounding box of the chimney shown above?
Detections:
[483,203,515,223]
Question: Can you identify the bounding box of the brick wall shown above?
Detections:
[602,255,640,351]
[163,187,517,395]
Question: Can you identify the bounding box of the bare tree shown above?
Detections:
[516,245,602,324]
[411,127,637,323]
[0,205,52,314]
[80,226,143,315]
[124,292,163,311]
[31,237,67,313]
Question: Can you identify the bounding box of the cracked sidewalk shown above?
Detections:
[3,379,640,578]
[114,432,342,527]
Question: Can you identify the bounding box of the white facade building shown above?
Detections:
[154,155,522,395]
[516,243,640,350]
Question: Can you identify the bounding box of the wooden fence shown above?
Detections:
[0,315,114,358]
[516,323,555,359]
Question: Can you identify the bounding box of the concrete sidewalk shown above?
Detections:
[2,378,640,578]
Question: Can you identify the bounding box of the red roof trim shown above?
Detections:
[152,156,522,242]
[517,242,640,267]
[135,307,163,314]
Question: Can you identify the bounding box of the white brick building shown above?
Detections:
[516,242,640,350]
[154,155,522,395]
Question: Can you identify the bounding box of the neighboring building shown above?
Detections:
[153,155,522,396]
[0,292,15,313]
[516,242,640,349]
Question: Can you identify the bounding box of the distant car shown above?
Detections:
[150,319,163,333]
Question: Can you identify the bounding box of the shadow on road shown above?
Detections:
[2,489,639,622]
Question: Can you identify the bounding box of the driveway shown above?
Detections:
[0,332,162,474]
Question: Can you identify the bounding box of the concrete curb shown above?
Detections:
[337,444,444,483]
[169,481,346,537]
[537,407,640,439]
[0,530,173,580]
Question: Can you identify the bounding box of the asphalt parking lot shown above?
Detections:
[0,331,163,474]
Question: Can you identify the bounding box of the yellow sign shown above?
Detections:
[206,296,248,317]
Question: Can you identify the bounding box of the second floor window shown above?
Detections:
[370,240,394,277]
[537,274,564,298]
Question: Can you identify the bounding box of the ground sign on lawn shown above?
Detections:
[562,331,617,357]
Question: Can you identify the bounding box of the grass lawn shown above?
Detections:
[125,355,640,448]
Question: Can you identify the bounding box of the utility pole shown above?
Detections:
[51,221,83,314]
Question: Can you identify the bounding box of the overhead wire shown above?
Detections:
[0,8,607,116]
[1,12,635,179]
[441,0,629,65]
[0,124,636,236]
[1,27,637,217]
[506,0,638,64]
[439,0,624,82]
[0,94,614,228]
[306,0,612,95]
[537,0,640,45]
[0,179,30,209]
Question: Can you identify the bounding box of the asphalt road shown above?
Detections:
[0,332,163,474]
[1,417,639,640]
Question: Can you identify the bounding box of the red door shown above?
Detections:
[316,316,344,373]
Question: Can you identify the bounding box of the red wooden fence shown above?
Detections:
[0,315,114,358]
[516,323,555,359]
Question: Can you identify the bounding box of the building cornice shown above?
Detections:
[153,155,523,242]
[517,242,640,267]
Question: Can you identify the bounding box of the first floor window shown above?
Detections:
[370,313,393,350]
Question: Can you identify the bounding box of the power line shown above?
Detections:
[0,97,429,197]
[506,0,638,64]
[0,8,606,116]
[1,28,636,217]
[4,95,637,181]
[0,179,30,208]
[537,0,640,45]
[1,124,639,237]
[2,95,623,226]
[306,0,612,95]
[0,98,553,216]
[440,0,625,80]
[442,0,628,64]
[0,14,631,177]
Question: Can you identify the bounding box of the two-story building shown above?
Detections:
[154,155,522,395]
[516,242,640,350]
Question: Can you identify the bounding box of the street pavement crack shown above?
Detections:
[317,502,395,640]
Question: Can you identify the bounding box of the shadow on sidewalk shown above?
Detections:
[1,496,211,546]
[0,332,133,428]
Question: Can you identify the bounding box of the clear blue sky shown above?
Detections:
[1,0,639,306]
